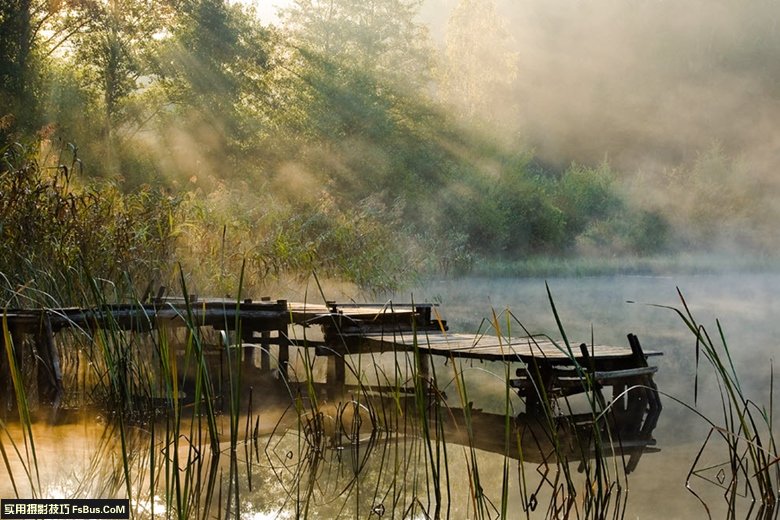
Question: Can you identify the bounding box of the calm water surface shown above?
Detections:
[416,272,780,518]
[3,273,779,518]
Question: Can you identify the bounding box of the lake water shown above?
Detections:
[415,272,780,518]
[2,272,779,518]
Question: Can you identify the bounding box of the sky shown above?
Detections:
[238,0,288,25]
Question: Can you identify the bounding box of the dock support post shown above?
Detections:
[241,308,256,371]
[579,342,607,410]
[260,297,271,372]
[326,354,346,399]
[624,333,662,473]
[524,362,552,415]
[277,300,289,379]
[0,327,10,414]
[35,315,63,411]
[419,351,430,382]
[0,326,23,415]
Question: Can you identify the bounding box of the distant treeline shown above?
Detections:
[1,1,775,295]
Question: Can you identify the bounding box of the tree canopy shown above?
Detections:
[1,0,774,292]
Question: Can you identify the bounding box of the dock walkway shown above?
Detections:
[1,296,661,427]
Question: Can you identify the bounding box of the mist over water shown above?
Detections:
[3,272,777,517]
[418,272,780,517]
[419,271,780,422]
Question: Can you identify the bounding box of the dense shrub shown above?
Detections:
[0,138,416,300]
[0,139,179,301]
[175,185,413,295]
[576,208,670,256]
[554,162,623,241]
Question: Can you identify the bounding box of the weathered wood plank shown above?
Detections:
[333,331,659,363]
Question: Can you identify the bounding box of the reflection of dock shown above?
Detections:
[270,386,662,476]
[1,295,661,447]
[430,404,660,474]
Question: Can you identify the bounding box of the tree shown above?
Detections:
[63,0,176,174]
[0,1,32,130]
[439,0,518,129]
[0,0,91,136]
[74,0,171,134]
[154,0,271,171]
[282,0,431,91]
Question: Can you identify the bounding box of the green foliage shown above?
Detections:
[494,162,566,254]
[176,186,412,295]
[0,1,40,135]
[625,209,670,254]
[0,134,414,297]
[70,0,173,136]
[0,139,179,299]
[4,0,766,291]
[555,161,623,241]
[420,231,474,276]
[170,0,241,111]
[575,210,669,256]
[283,0,431,91]
[156,0,272,164]
[439,157,643,258]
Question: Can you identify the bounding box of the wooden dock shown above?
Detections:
[0,296,661,432]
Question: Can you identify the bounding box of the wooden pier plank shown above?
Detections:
[1,302,659,368]
[336,331,657,363]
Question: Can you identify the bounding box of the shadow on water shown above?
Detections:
[1,276,778,518]
[0,343,663,518]
[219,370,663,518]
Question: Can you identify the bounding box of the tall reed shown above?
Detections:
[659,290,779,518]
[8,274,775,519]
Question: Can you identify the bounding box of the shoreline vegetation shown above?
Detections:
[2,137,779,301]
[468,253,780,280]
[3,0,780,298]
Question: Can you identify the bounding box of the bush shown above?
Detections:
[176,185,412,295]
[555,162,623,242]
[625,209,670,254]
[0,138,179,301]
[575,208,670,256]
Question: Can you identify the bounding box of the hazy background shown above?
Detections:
[267,0,780,259]
[418,0,780,166]
[2,0,779,295]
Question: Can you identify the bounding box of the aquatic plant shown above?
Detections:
[0,272,774,519]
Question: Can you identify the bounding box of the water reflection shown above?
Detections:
[419,273,780,517]
[1,366,662,519]
[216,371,663,519]
[5,273,778,517]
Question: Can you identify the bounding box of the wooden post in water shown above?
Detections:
[0,324,23,415]
[624,334,649,428]
[326,354,346,398]
[625,333,662,473]
[35,314,63,411]
[276,300,289,379]
[524,361,553,415]
[0,326,10,414]
[260,296,271,372]
[241,298,255,370]
[418,350,430,382]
